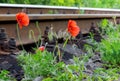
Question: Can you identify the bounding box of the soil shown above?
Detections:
[0,54,24,81]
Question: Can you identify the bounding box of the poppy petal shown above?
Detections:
[16,12,29,29]
[68,20,80,37]
[21,14,29,26]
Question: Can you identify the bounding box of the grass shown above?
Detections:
[0,70,16,81]
[98,19,120,65]
[17,50,87,81]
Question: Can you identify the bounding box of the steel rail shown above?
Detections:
[1,3,120,12]
[1,3,120,14]
[80,7,120,12]
[0,3,79,9]
[0,14,120,45]
[0,14,120,21]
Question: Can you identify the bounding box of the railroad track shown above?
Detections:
[1,3,120,54]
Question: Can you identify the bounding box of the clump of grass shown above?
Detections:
[87,68,120,81]
[0,70,16,81]
[97,19,120,65]
[17,50,86,81]
[18,51,56,80]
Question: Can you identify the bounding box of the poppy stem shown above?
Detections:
[29,30,38,48]
[113,16,117,26]
[35,21,42,45]
[16,24,25,50]
[55,42,62,62]
[63,36,69,48]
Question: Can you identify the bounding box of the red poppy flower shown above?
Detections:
[68,20,80,37]
[16,12,29,29]
[39,46,45,52]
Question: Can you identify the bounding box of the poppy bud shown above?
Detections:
[39,46,45,51]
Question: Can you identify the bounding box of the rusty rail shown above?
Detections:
[0,14,120,46]
[1,14,120,21]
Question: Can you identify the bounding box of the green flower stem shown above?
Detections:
[36,21,41,35]
[113,16,117,26]
[35,21,41,45]
[55,42,62,62]
[63,36,70,48]
[16,24,25,50]
[29,30,38,48]
[58,46,62,61]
